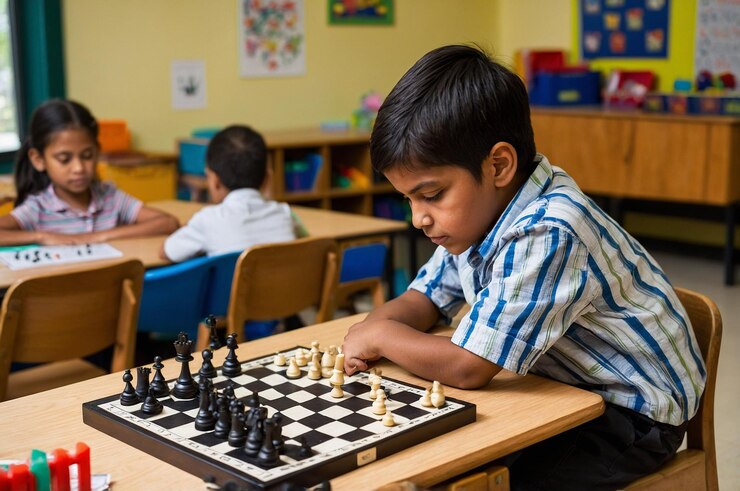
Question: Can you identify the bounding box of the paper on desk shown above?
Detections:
[0,244,123,270]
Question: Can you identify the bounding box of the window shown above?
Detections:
[0,0,20,156]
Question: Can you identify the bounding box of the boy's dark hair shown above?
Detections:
[14,99,99,206]
[206,125,267,191]
[371,44,537,181]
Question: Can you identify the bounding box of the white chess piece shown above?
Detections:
[295,348,308,367]
[431,382,445,408]
[372,389,387,415]
[308,353,322,380]
[274,352,286,366]
[285,357,301,379]
[369,377,381,400]
[329,368,345,387]
[420,387,433,408]
[382,410,396,427]
[310,340,321,355]
[330,383,344,398]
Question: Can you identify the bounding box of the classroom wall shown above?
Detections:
[63,0,496,153]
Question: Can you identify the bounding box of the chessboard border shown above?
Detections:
[82,347,477,490]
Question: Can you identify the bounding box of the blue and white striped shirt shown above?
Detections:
[410,155,706,425]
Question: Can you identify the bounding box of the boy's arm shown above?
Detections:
[342,290,501,388]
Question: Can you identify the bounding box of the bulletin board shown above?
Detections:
[694,0,740,77]
[580,0,670,59]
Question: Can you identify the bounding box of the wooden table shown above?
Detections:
[0,315,605,490]
[0,201,407,290]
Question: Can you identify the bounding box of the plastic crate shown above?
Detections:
[178,138,210,175]
[529,71,601,106]
[98,120,131,153]
[98,152,177,202]
[284,153,322,192]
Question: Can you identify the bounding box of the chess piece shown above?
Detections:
[369,376,381,399]
[271,413,284,451]
[257,418,279,466]
[370,367,383,377]
[227,401,247,447]
[420,387,433,408]
[382,411,396,427]
[135,366,151,401]
[195,379,216,431]
[199,349,217,379]
[372,389,387,415]
[298,436,313,459]
[244,412,265,457]
[205,314,221,351]
[285,357,301,379]
[221,334,242,377]
[171,332,198,399]
[294,348,308,367]
[150,356,170,398]
[274,352,286,366]
[308,353,322,380]
[431,381,446,408]
[119,369,140,406]
[320,346,335,378]
[141,387,164,415]
[310,340,321,356]
[214,396,231,439]
[330,383,344,398]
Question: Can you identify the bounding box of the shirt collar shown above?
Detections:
[44,182,104,215]
[222,188,265,205]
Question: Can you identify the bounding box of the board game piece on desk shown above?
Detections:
[308,353,322,380]
[294,348,308,367]
[222,334,242,377]
[320,346,335,378]
[119,369,139,406]
[257,418,279,467]
[199,348,217,379]
[245,390,261,408]
[370,367,383,377]
[372,389,387,415]
[142,387,164,415]
[135,366,151,400]
[205,315,222,351]
[431,380,446,408]
[382,411,396,427]
[273,352,286,366]
[195,379,217,431]
[171,332,197,399]
[310,340,320,356]
[244,413,265,458]
[49,442,92,491]
[150,356,170,397]
[298,437,313,459]
[420,387,433,408]
[214,396,231,439]
[285,357,301,379]
[369,377,381,400]
[228,401,247,447]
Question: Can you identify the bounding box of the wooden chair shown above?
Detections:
[196,237,338,348]
[0,259,145,401]
[624,287,722,491]
[335,236,389,312]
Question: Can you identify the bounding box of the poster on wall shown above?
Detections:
[694,0,740,79]
[171,60,207,110]
[328,0,394,25]
[580,0,670,59]
[238,0,305,78]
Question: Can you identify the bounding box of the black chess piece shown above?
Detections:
[227,400,247,447]
[135,366,152,400]
[171,332,198,399]
[257,418,279,466]
[150,356,169,398]
[271,412,284,451]
[205,314,221,351]
[199,349,217,379]
[213,396,231,439]
[245,390,260,408]
[221,334,241,377]
[195,378,217,431]
[141,386,164,415]
[120,369,140,406]
[244,410,266,457]
[298,436,313,459]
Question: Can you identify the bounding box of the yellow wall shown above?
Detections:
[63,0,496,152]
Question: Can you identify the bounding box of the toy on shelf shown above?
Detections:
[332,164,369,189]
[643,71,739,116]
[0,442,94,491]
[603,70,655,109]
[284,153,322,192]
[351,91,383,131]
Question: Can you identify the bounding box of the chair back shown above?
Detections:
[137,255,212,337]
[227,237,338,339]
[203,251,241,317]
[336,238,389,309]
[0,259,144,400]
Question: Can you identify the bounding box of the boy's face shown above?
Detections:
[386,161,507,255]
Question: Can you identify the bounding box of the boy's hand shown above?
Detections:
[341,319,384,376]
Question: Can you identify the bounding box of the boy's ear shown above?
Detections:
[486,142,518,188]
[28,148,46,173]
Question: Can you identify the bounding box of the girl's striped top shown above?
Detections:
[409,155,706,426]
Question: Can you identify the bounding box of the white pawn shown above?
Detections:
[295,348,308,367]
[369,377,381,400]
[308,352,322,380]
[370,367,383,377]
[274,352,286,366]
[330,383,344,398]
[333,353,345,372]
[329,368,345,387]
[310,340,321,355]
[431,381,445,408]
[382,410,396,427]
[372,389,387,415]
[285,357,301,379]
[419,387,433,408]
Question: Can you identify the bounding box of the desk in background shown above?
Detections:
[0,314,604,490]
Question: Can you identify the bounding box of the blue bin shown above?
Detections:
[529,71,601,106]
[178,138,209,175]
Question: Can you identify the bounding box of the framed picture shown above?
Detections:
[328,0,394,26]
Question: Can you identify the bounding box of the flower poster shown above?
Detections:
[238,0,305,78]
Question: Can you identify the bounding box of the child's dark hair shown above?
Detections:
[14,99,99,206]
[206,125,267,191]
[371,44,537,181]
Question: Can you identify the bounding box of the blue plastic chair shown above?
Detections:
[203,251,240,317]
[337,241,388,309]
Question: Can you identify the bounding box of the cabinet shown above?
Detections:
[179,128,400,217]
[531,108,740,283]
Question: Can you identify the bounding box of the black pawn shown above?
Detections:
[227,400,247,447]
[135,366,151,400]
[257,418,279,466]
[298,436,313,458]
[244,413,265,457]
[199,349,217,379]
[141,386,164,415]
[205,314,221,351]
[245,390,260,408]
[195,379,216,431]
[221,334,241,377]
[150,356,169,398]
[120,369,140,406]
[213,396,231,439]
[271,412,284,451]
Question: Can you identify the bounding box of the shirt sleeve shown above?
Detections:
[9,197,41,231]
[451,225,593,375]
[408,246,467,324]
[163,210,208,262]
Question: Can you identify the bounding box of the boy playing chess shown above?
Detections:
[162,125,299,261]
[340,45,706,489]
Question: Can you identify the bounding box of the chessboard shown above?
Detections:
[0,244,123,270]
[82,345,476,490]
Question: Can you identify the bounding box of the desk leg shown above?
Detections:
[724,202,736,286]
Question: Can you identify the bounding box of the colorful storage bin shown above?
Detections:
[529,71,601,106]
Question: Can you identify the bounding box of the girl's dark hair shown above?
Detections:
[371,44,537,181]
[14,99,99,206]
[206,125,267,191]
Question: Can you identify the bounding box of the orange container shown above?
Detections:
[98,119,131,152]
